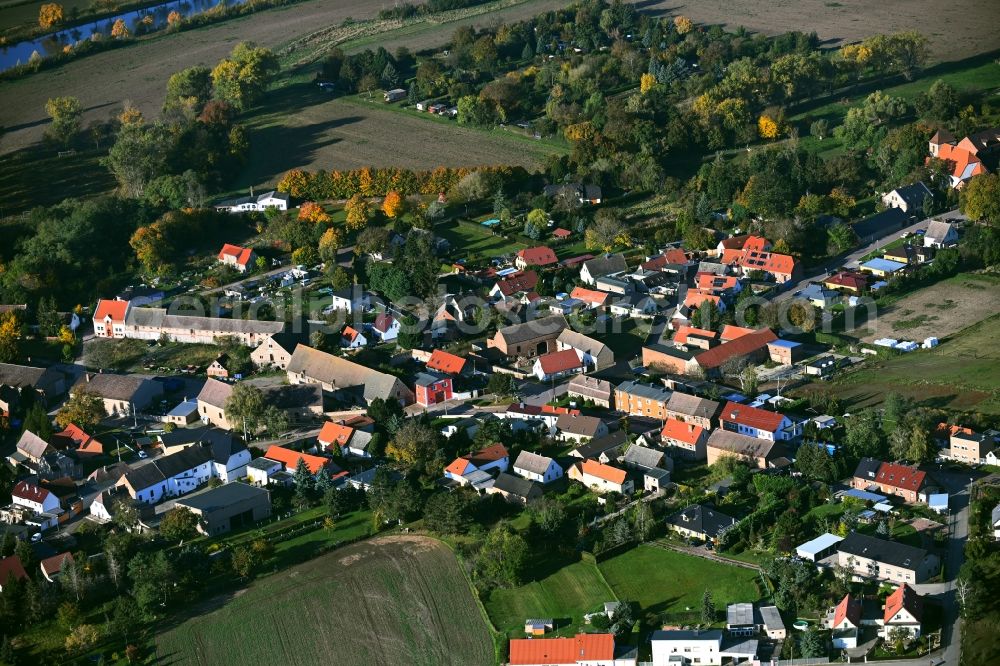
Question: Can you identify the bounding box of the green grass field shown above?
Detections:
[156,535,495,666]
[436,218,528,260]
[808,312,1000,414]
[598,545,762,626]
[484,557,616,639]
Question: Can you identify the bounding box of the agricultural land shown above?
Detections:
[155,535,495,666]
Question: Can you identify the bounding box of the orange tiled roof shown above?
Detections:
[661,418,705,444]
[318,421,354,447]
[426,349,468,375]
[720,325,755,342]
[581,459,626,484]
[537,349,584,375]
[509,633,614,665]
[94,299,128,322]
[673,326,716,345]
[569,286,610,306]
[218,243,254,266]
[695,328,777,370]
[833,594,861,628]
[884,584,923,624]
[263,445,330,474]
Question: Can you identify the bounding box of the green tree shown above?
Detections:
[486,373,518,401]
[960,173,1000,225]
[844,409,884,460]
[211,42,279,111]
[55,390,106,430]
[159,507,199,542]
[224,383,266,435]
[44,96,82,147]
[396,313,423,350]
[22,402,53,440]
[701,589,715,623]
[102,122,172,198]
[230,545,260,579]
[799,628,825,657]
[474,522,527,589]
[423,491,469,535]
[163,66,213,117]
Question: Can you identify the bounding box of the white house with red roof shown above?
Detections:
[826,594,862,648]
[217,244,257,273]
[444,444,509,484]
[568,459,633,495]
[508,633,621,666]
[93,299,130,338]
[370,312,400,342]
[720,401,798,441]
[533,349,586,381]
[12,480,61,514]
[489,270,540,302]
[880,584,924,639]
[515,246,558,269]
[569,286,611,309]
[340,325,367,349]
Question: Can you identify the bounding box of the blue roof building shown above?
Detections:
[861,258,907,276]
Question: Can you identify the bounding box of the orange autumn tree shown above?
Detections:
[382,191,404,218]
[38,3,63,29]
[110,18,129,39]
[167,10,182,26]
[278,169,310,197]
[298,202,330,224]
[344,195,371,231]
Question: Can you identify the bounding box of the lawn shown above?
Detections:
[598,545,762,627]
[800,310,1000,415]
[156,535,495,666]
[484,557,616,639]
[435,218,528,261]
[592,317,652,364]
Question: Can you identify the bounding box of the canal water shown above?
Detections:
[0,0,251,73]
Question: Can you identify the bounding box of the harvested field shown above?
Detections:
[848,273,1000,343]
[649,0,999,62]
[237,83,563,184]
[155,535,495,666]
[797,311,1000,415]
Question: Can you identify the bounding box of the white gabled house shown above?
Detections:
[513,450,563,484]
[117,445,215,505]
[12,481,61,514]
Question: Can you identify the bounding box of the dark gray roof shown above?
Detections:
[853,208,908,239]
[853,457,882,482]
[666,504,736,538]
[496,315,567,346]
[583,254,628,278]
[706,430,775,459]
[492,472,542,499]
[622,444,665,469]
[176,482,268,513]
[0,363,65,395]
[666,392,719,419]
[159,426,245,464]
[572,430,627,458]
[651,629,723,641]
[123,445,214,491]
[265,383,323,410]
[617,380,671,402]
[514,450,557,476]
[890,182,932,209]
[556,413,606,437]
[73,373,159,401]
[261,332,308,355]
[838,532,931,570]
